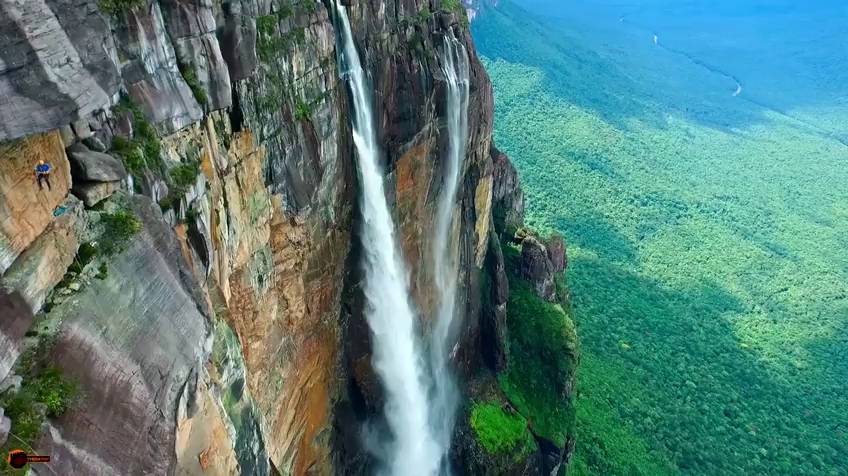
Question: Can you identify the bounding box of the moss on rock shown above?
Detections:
[499,240,579,447]
[470,401,535,460]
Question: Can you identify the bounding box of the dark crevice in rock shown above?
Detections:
[230,88,245,133]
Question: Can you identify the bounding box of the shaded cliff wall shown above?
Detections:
[0,0,509,474]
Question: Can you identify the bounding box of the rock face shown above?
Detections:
[0,0,120,140]
[0,290,33,384]
[546,233,567,274]
[491,146,525,234]
[1,196,83,312]
[481,222,509,372]
[35,196,211,475]
[0,0,561,474]
[520,235,557,302]
[0,131,72,273]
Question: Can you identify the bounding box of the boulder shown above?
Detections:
[83,135,108,152]
[1,197,83,312]
[0,290,34,384]
[520,235,557,302]
[72,181,121,207]
[67,143,127,182]
[71,118,92,140]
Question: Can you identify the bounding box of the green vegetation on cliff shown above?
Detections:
[99,209,142,256]
[474,1,848,474]
[500,243,578,447]
[97,0,145,16]
[1,342,78,475]
[178,61,208,108]
[111,97,163,175]
[470,401,535,460]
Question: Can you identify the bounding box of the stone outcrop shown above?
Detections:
[520,235,557,302]
[0,408,9,447]
[0,0,120,140]
[491,145,524,234]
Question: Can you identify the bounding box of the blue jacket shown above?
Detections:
[35,164,51,174]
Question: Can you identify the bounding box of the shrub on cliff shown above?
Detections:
[111,97,162,175]
[1,339,78,475]
[178,61,208,108]
[98,0,146,16]
[99,209,142,256]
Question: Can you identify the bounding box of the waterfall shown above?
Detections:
[429,30,470,471]
[335,5,440,475]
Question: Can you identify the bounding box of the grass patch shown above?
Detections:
[440,0,468,26]
[499,242,578,446]
[95,262,109,280]
[68,242,97,275]
[169,161,200,189]
[256,15,284,62]
[470,401,535,460]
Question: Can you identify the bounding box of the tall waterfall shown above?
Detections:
[429,31,470,471]
[335,5,440,475]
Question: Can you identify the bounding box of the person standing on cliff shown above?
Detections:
[34,159,52,191]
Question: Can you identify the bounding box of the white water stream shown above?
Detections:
[428,30,470,472]
[336,5,440,475]
[336,4,471,474]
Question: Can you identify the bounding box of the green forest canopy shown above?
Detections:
[472,1,848,474]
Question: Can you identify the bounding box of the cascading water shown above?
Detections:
[428,30,470,471]
[334,4,440,475]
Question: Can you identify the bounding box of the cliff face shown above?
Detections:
[0,0,575,474]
